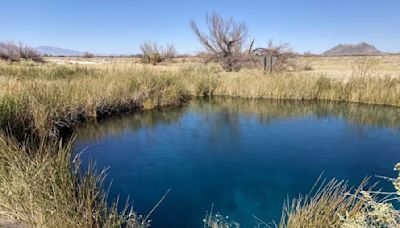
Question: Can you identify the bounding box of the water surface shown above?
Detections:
[74,98,400,227]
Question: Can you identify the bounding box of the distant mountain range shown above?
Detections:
[3,43,395,57]
[35,46,84,56]
[322,42,384,56]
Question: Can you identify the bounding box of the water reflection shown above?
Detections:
[76,107,185,142]
[77,98,400,142]
[194,98,400,129]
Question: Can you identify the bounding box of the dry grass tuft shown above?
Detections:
[0,134,147,227]
[278,177,367,228]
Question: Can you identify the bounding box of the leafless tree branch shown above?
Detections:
[191,13,255,72]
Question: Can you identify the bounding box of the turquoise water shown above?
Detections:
[74,98,400,227]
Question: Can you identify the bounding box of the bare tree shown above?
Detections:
[140,41,176,65]
[191,13,255,72]
[0,42,20,62]
[18,42,43,62]
[0,41,43,62]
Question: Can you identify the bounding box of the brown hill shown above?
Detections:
[323,42,383,56]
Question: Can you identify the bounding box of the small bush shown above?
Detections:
[352,57,380,77]
[302,57,314,71]
[140,42,176,65]
[83,51,95,58]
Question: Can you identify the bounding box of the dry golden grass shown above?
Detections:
[296,55,400,79]
[0,135,148,228]
[43,55,400,76]
[214,70,400,106]
[278,178,367,228]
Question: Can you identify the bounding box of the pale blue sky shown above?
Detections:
[1,0,399,54]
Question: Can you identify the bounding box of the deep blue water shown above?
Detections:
[74,98,400,227]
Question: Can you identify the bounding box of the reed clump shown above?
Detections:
[0,135,148,227]
[214,70,400,106]
[278,178,367,228]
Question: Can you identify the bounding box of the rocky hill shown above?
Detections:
[323,42,383,56]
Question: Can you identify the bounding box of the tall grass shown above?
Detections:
[0,135,147,227]
[278,178,367,228]
[0,60,400,227]
[0,64,195,139]
[215,70,400,106]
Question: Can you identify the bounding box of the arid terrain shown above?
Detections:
[43,54,400,79]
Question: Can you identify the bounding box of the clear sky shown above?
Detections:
[1,0,399,55]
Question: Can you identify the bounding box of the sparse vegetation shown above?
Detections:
[200,160,400,228]
[83,51,95,58]
[300,52,314,71]
[205,163,400,228]
[351,56,380,77]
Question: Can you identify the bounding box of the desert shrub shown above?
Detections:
[303,65,313,71]
[301,54,314,71]
[339,163,400,227]
[83,51,95,58]
[140,42,176,65]
[351,57,380,77]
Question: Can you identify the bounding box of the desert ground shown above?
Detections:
[43,55,400,79]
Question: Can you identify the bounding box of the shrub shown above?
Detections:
[351,57,380,77]
[140,42,176,65]
[83,51,95,58]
